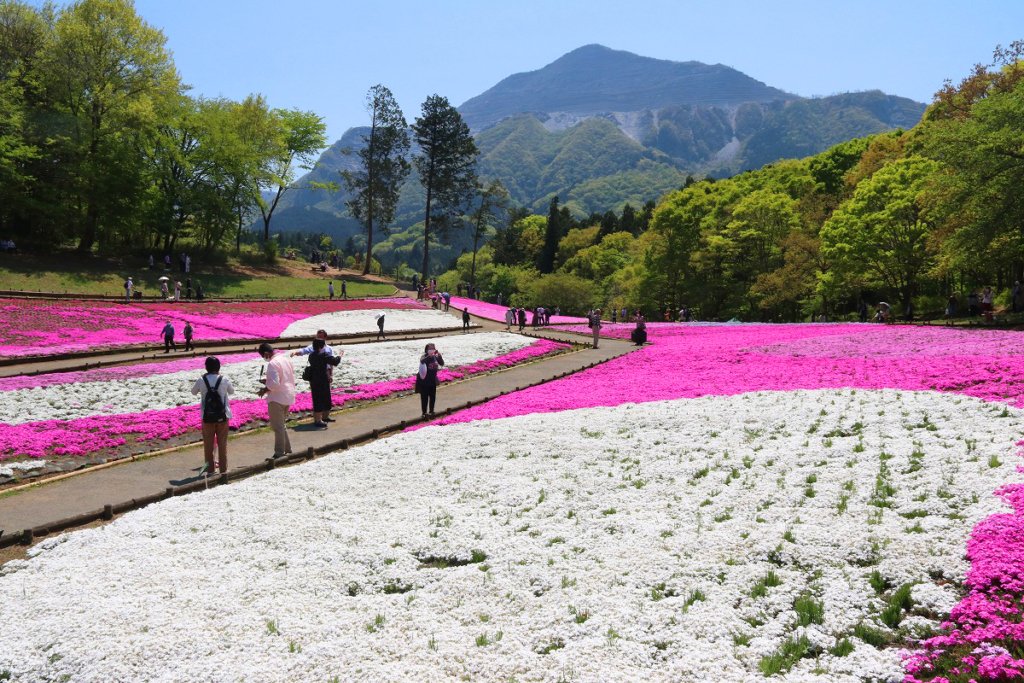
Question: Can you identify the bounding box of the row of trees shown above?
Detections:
[435,43,1024,320]
[0,0,327,255]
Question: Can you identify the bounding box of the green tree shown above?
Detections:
[411,94,478,279]
[41,0,180,251]
[341,84,411,275]
[259,107,328,243]
[820,156,940,306]
[539,196,563,273]
[520,272,596,315]
[465,179,509,287]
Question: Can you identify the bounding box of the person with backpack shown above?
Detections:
[190,356,234,475]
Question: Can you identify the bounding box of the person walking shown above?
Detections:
[191,356,233,476]
[518,307,526,331]
[462,307,471,332]
[160,320,177,353]
[341,279,347,300]
[258,343,295,458]
[160,280,168,300]
[982,286,994,323]
[415,343,445,416]
[174,281,181,302]
[376,313,386,340]
[611,309,617,324]
[590,309,602,349]
[505,306,514,331]
[946,293,958,324]
[183,321,195,352]
[329,281,335,300]
[124,276,133,302]
[307,338,340,428]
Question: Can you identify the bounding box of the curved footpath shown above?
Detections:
[0,311,639,544]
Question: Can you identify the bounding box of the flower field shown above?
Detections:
[0,297,449,358]
[1,322,1024,682]
[447,296,588,324]
[0,333,567,461]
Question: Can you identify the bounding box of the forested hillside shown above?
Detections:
[432,43,1024,320]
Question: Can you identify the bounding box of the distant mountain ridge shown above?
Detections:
[459,44,797,132]
[269,45,927,272]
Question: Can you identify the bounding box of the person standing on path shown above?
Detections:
[590,309,602,349]
[160,280,168,300]
[174,281,181,302]
[191,356,233,475]
[161,320,177,353]
[505,306,514,331]
[341,279,347,300]
[186,276,192,300]
[497,292,502,306]
[518,308,526,331]
[307,338,340,429]
[185,255,191,274]
[183,321,195,352]
[329,281,334,300]
[415,343,445,416]
[292,329,341,420]
[462,307,471,332]
[376,313,386,340]
[164,254,171,270]
[982,286,994,323]
[124,277,133,302]
[258,343,295,458]
[148,254,154,270]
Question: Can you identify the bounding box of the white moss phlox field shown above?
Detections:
[280,308,461,338]
[1,389,1021,682]
[0,332,534,425]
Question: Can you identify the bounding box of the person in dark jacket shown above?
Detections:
[415,343,445,416]
[462,307,471,332]
[307,338,341,428]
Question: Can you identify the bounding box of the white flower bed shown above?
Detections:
[280,308,461,338]
[1,389,1021,682]
[0,332,534,424]
[0,460,46,478]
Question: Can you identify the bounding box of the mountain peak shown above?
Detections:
[458,45,795,130]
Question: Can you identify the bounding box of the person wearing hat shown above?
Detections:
[589,309,602,349]
[124,277,133,303]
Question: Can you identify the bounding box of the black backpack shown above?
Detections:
[202,376,227,422]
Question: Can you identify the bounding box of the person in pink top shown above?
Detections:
[257,342,296,458]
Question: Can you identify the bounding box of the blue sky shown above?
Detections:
[133,0,1023,145]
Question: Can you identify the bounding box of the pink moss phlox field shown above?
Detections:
[446,296,588,324]
[902,480,1024,682]
[0,298,422,358]
[430,323,1024,428]
[0,339,568,459]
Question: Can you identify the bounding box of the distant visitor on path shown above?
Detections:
[858,299,868,323]
[376,313,386,340]
[462,307,471,332]
[329,281,334,300]
[307,338,341,429]
[341,279,347,299]
[124,277,133,303]
[174,281,181,302]
[160,320,176,353]
[631,314,647,345]
[191,356,233,476]
[196,284,204,301]
[148,254,154,270]
[183,321,195,352]
[874,302,891,323]
[518,307,526,331]
[505,306,514,331]
[946,293,958,323]
[160,280,168,299]
[496,292,502,306]
[589,309,602,349]
[258,342,295,458]
[415,343,445,416]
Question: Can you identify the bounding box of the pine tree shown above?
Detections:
[341,85,410,275]
[540,196,561,273]
[411,95,478,280]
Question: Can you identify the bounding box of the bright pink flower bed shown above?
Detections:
[0,338,568,459]
[446,296,588,324]
[0,298,420,358]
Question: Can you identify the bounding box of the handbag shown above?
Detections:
[302,366,313,382]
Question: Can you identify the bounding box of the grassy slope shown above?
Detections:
[0,253,396,299]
